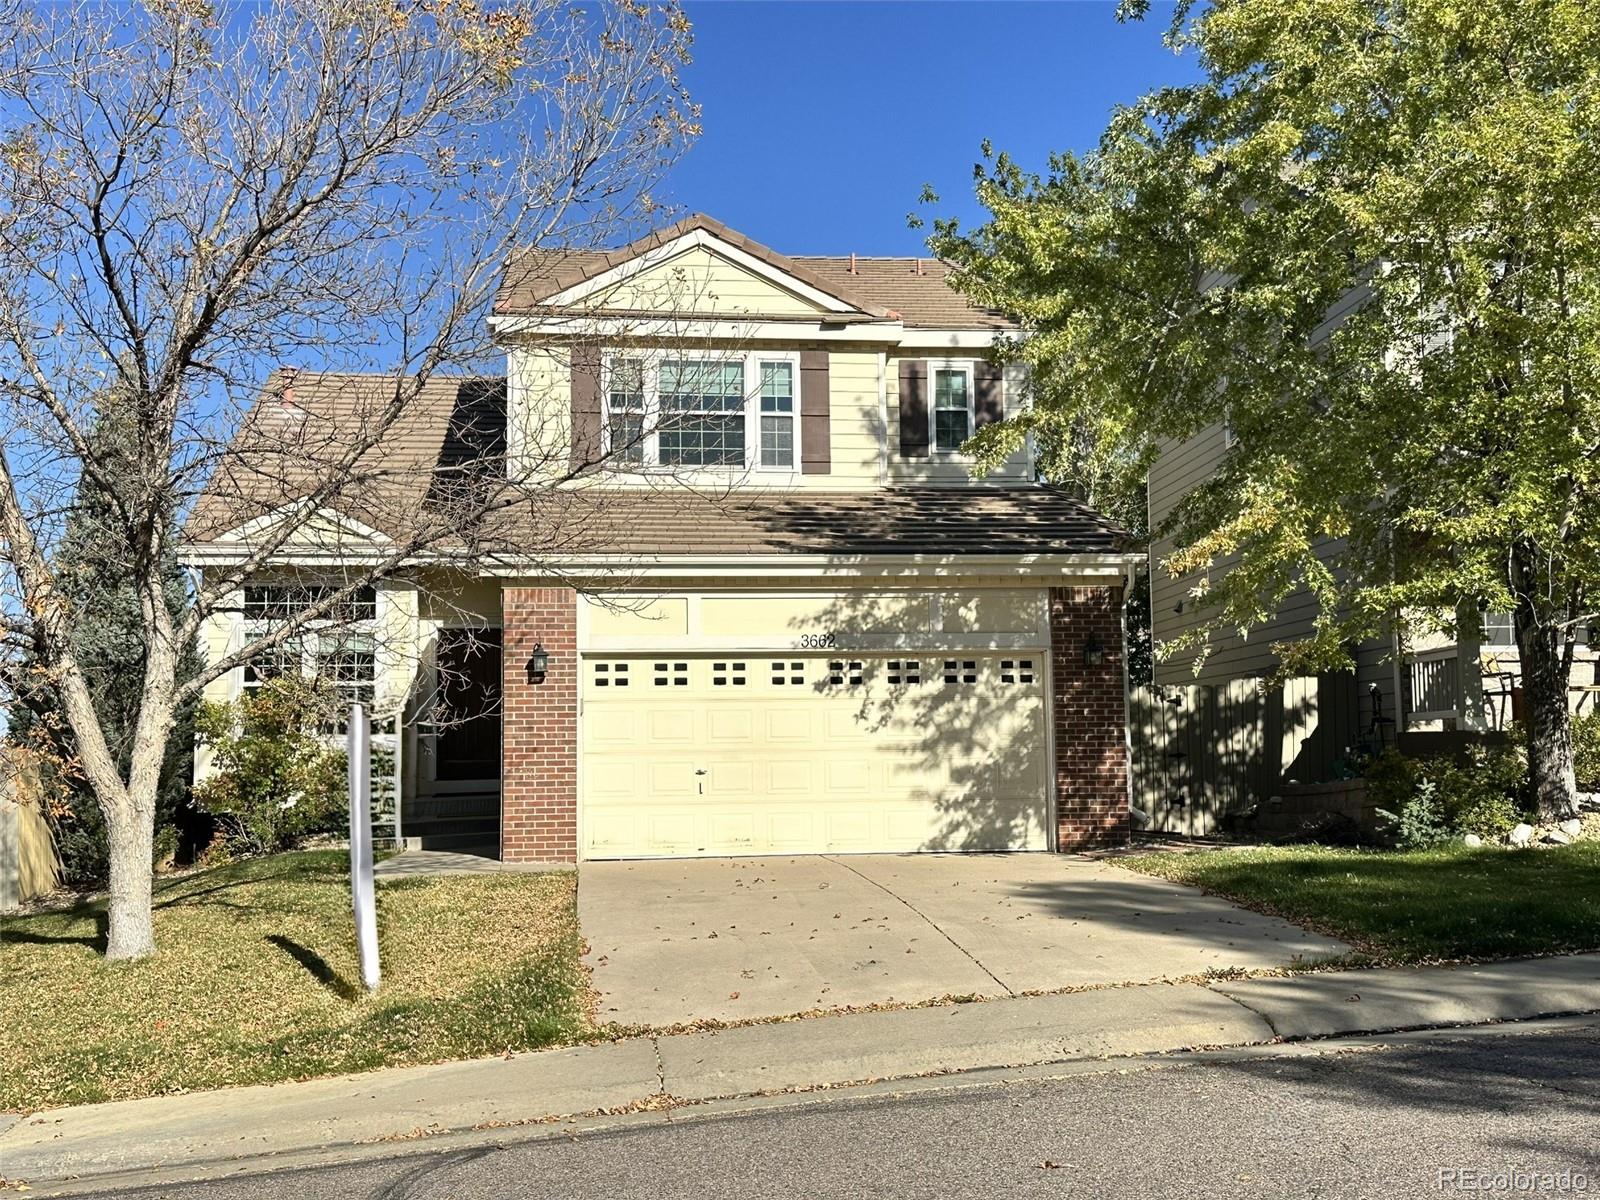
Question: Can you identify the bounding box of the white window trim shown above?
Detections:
[928,359,976,456]
[601,349,804,474]
[239,584,379,704]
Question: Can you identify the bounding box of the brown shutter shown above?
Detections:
[974,360,1004,427]
[898,359,929,458]
[799,350,831,474]
[569,342,602,472]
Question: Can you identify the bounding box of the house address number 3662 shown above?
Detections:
[796,632,837,649]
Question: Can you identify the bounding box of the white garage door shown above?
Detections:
[580,653,1049,858]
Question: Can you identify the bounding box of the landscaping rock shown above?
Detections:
[1543,830,1574,846]
[1508,823,1535,847]
[1461,833,1483,848]
[1558,818,1583,837]
[1575,793,1600,812]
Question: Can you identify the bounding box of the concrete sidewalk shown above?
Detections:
[3,954,1597,1189]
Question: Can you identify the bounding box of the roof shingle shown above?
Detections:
[188,372,1125,559]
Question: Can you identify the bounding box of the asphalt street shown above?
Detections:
[78,1019,1600,1200]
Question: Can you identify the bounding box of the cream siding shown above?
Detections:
[569,245,831,317]
[506,341,885,490]
[885,353,1032,484]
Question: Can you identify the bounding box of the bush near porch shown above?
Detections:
[0,852,590,1111]
[1121,841,1600,963]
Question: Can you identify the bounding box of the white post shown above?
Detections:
[347,703,381,992]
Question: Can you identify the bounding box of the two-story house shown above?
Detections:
[1147,418,1600,831]
[185,214,1137,863]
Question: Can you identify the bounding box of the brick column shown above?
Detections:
[501,586,579,863]
[1049,585,1131,850]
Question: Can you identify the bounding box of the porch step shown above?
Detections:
[411,830,500,853]
[403,813,499,852]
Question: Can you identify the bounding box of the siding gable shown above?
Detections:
[569,245,834,318]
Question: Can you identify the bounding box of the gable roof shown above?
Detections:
[496,213,1016,330]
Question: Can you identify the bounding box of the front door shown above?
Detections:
[435,629,502,782]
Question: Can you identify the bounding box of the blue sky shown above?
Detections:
[665,1,1201,255]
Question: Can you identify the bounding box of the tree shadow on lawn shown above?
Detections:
[2,908,108,951]
[266,934,360,1002]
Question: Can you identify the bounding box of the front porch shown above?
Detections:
[400,626,503,856]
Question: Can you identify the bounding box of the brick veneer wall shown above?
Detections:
[1049,585,1131,850]
[501,586,579,862]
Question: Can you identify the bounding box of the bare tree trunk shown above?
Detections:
[103,800,156,959]
[1513,577,1577,822]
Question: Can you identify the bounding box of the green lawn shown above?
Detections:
[1121,841,1600,964]
[0,851,591,1112]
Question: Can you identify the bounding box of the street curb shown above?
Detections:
[12,1013,1600,1198]
[3,954,1598,1190]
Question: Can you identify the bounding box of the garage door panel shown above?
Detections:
[764,709,813,742]
[707,709,754,742]
[648,710,695,743]
[582,653,1049,858]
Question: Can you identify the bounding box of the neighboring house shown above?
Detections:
[1147,419,1600,799]
[184,214,1138,862]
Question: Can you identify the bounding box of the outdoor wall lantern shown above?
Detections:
[1083,637,1107,668]
[526,644,550,685]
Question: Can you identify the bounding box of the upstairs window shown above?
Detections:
[601,352,803,471]
[607,357,646,464]
[660,358,745,466]
[759,361,795,469]
[932,365,973,452]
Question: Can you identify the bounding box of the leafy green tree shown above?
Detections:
[7,419,200,884]
[931,0,1600,818]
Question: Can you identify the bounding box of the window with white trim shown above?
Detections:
[607,357,646,464]
[660,358,744,466]
[932,364,973,453]
[758,360,795,468]
[771,660,805,685]
[240,583,378,706]
[601,351,803,471]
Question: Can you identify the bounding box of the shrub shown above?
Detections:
[1574,711,1600,793]
[194,676,349,857]
[1377,779,1452,849]
[1368,739,1529,843]
[1429,741,1527,838]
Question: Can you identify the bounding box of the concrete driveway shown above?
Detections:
[579,854,1346,1026]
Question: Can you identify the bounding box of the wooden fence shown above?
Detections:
[1129,673,1366,836]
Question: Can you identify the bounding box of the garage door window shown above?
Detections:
[943,659,978,685]
[654,661,690,687]
[770,661,806,685]
[828,660,864,686]
[712,661,748,686]
[999,659,1036,684]
[887,659,922,685]
[593,662,631,687]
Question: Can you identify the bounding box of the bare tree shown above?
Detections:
[0,0,698,959]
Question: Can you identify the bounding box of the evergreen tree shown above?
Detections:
[8,422,201,884]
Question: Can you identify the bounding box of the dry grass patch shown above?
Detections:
[0,851,590,1111]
